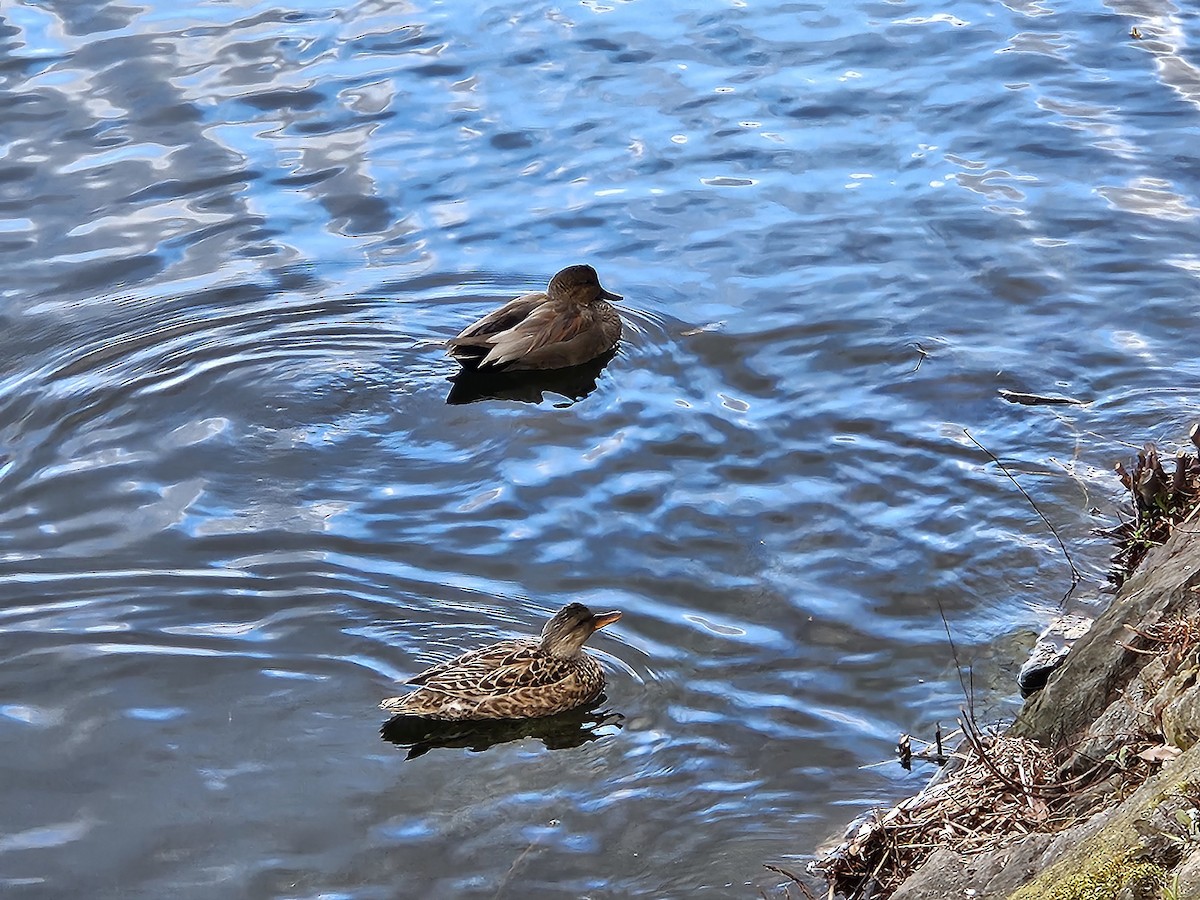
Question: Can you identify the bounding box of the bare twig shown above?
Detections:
[934,592,972,716]
[763,864,818,899]
[909,343,929,373]
[963,428,1082,604]
[493,838,541,899]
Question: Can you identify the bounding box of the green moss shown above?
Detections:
[1012,853,1166,900]
[1039,859,1163,899]
[1175,779,1200,799]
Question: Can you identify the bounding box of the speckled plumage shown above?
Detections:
[447,265,622,371]
[381,604,622,721]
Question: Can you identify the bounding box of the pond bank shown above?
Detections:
[809,432,1200,899]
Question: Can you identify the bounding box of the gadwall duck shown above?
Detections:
[447,265,622,371]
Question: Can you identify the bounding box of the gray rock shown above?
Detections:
[1014,530,1200,749]
[889,805,1118,900]
[1161,672,1200,750]
[1174,846,1200,898]
[883,528,1200,898]
[1018,613,1094,696]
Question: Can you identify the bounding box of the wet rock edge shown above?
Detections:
[808,434,1200,899]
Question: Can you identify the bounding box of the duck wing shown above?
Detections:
[382,639,598,719]
[405,640,534,689]
[447,292,547,353]
[465,301,616,370]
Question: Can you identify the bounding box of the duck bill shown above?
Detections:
[600,289,623,302]
[591,610,623,630]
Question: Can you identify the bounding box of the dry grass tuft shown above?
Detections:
[1103,432,1200,585]
[809,723,1154,899]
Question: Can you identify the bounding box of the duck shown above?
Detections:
[381,603,622,720]
[447,265,622,371]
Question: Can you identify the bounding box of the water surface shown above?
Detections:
[2,0,1199,896]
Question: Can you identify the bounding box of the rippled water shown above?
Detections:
[2,0,1199,895]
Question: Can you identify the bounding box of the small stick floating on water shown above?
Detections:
[998,389,1087,407]
[909,342,929,373]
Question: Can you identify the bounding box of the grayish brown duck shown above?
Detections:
[446,265,622,371]
[381,603,623,720]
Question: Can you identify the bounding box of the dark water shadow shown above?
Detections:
[380,699,624,759]
[444,350,616,406]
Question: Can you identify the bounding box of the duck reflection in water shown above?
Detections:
[380,701,623,760]
[445,349,616,405]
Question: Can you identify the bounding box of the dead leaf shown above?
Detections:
[1137,744,1182,763]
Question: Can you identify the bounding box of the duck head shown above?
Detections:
[547,265,623,305]
[540,602,623,658]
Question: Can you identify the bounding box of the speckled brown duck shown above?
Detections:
[447,265,622,371]
[381,603,622,720]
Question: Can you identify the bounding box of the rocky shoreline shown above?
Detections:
[805,431,1200,900]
